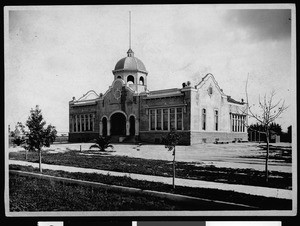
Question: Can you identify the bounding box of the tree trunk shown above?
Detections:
[265,131,269,183]
[39,149,42,173]
[172,147,176,189]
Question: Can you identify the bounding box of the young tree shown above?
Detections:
[11,122,30,159]
[245,80,288,182]
[25,105,57,172]
[162,130,181,189]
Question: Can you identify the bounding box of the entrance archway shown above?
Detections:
[110,112,126,135]
[129,115,135,136]
[102,117,107,137]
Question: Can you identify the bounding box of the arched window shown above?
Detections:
[215,110,218,131]
[202,109,206,130]
[127,75,134,84]
[208,86,213,95]
[117,75,122,79]
[139,76,144,85]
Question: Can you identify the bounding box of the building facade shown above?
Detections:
[69,48,248,145]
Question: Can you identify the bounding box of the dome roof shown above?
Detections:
[113,49,147,73]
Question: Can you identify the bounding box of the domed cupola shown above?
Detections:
[113,49,147,74]
[112,49,148,93]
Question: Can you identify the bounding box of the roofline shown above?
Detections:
[112,69,148,74]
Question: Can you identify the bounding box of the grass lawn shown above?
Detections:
[9,164,292,210]
[10,173,198,211]
[9,150,292,189]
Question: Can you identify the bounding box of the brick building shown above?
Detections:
[69,48,248,145]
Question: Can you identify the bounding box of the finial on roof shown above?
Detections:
[127,48,134,57]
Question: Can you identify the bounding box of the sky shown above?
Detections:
[5,4,296,134]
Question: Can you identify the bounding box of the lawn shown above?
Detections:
[10,173,196,211]
[9,149,292,189]
[9,164,292,210]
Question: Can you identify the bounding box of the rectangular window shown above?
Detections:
[215,110,218,131]
[176,108,183,130]
[170,108,175,130]
[77,115,80,132]
[202,109,206,130]
[150,109,155,130]
[157,109,162,130]
[163,109,168,130]
[242,116,245,132]
[81,115,84,132]
[90,114,94,131]
[231,114,234,132]
[74,116,77,132]
[85,115,89,131]
[235,115,237,132]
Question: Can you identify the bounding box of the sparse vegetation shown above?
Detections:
[9,148,292,189]
[9,173,192,211]
[9,165,292,210]
[89,136,113,152]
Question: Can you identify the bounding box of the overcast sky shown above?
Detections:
[5,4,296,134]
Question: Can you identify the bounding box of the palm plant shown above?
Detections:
[89,136,113,152]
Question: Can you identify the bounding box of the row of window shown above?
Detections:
[117,75,145,85]
[149,108,183,131]
[201,109,219,131]
[230,113,246,132]
[72,114,95,132]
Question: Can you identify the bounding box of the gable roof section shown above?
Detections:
[72,90,99,106]
[195,73,226,97]
[77,90,99,101]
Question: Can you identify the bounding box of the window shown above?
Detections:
[208,86,212,95]
[85,115,89,131]
[139,76,144,85]
[170,108,175,130]
[90,114,94,131]
[163,109,168,130]
[231,114,245,132]
[215,110,218,131]
[127,75,134,84]
[149,107,184,131]
[232,114,234,132]
[77,115,80,132]
[150,109,155,130]
[117,76,122,79]
[176,108,183,130]
[81,115,84,131]
[242,115,245,132]
[157,109,162,130]
[202,109,206,130]
[74,116,77,132]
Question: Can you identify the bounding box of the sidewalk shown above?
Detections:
[9,160,292,200]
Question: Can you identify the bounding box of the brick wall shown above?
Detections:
[139,131,191,145]
[69,132,99,143]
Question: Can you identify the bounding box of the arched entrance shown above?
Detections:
[110,112,126,135]
[129,115,135,136]
[102,117,107,137]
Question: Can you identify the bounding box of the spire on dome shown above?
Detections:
[129,11,131,50]
[127,12,134,57]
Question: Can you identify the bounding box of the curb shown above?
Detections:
[10,170,258,210]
